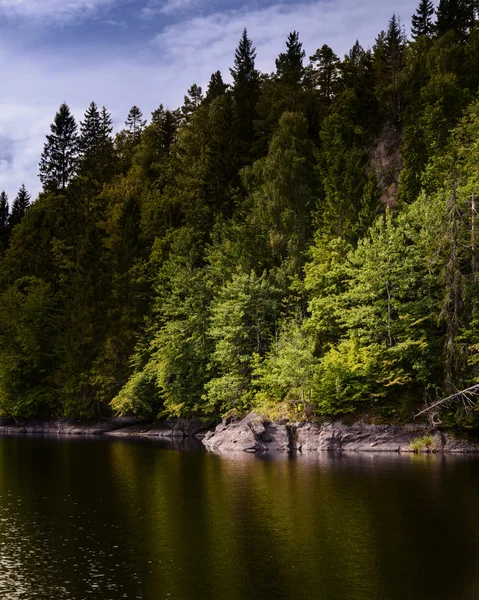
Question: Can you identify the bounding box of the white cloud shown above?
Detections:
[0,0,116,23]
[142,0,206,17]
[154,0,416,75]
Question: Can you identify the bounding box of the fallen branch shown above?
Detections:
[415,383,479,418]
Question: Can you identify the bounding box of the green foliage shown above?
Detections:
[39,103,79,191]
[253,316,317,414]
[5,13,479,428]
[409,434,435,451]
[0,277,59,417]
[204,270,281,415]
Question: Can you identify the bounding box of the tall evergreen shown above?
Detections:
[151,105,180,155]
[309,44,340,105]
[275,31,306,87]
[39,103,79,190]
[230,28,261,151]
[206,71,228,103]
[8,184,30,230]
[436,0,475,37]
[80,102,101,156]
[181,84,204,122]
[79,103,115,186]
[0,191,9,249]
[125,106,146,142]
[374,15,406,123]
[411,0,435,39]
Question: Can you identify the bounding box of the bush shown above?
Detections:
[409,434,435,452]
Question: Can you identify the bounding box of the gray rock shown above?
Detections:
[202,414,479,454]
[202,412,290,453]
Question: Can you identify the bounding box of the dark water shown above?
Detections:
[1,437,479,600]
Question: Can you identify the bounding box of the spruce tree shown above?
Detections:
[436,0,475,37]
[39,103,79,190]
[411,0,435,39]
[181,84,204,122]
[8,184,30,230]
[206,71,228,103]
[79,103,115,185]
[125,106,146,142]
[309,44,340,104]
[0,191,9,249]
[275,31,306,87]
[151,104,181,157]
[230,28,261,150]
[374,15,406,123]
[79,101,101,157]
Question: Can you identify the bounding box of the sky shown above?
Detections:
[0,0,420,201]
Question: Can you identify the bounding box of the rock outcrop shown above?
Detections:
[1,412,477,454]
[202,412,291,453]
[0,417,213,438]
[105,418,213,439]
[202,413,479,454]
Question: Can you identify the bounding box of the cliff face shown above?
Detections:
[202,413,478,454]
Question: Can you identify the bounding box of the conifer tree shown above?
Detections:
[125,106,146,142]
[309,44,340,105]
[275,31,306,87]
[206,71,228,103]
[79,102,101,156]
[411,0,435,39]
[98,106,115,171]
[79,103,115,185]
[230,28,261,150]
[39,103,79,190]
[8,184,30,230]
[181,84,203,122]
[0,191,9,249]
[374,15,406,123]
[151,105,180,158]
[436,0,475,37]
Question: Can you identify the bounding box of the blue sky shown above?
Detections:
[0,0,419,201]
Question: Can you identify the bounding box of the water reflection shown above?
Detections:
[0,437,479,600]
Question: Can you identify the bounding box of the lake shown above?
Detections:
[0,435,478,600]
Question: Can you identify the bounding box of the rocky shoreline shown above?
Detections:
[202,412,479,454]
[0,412,477,454]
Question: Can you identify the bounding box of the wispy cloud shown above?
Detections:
[142,0,205,17]
[102,17,128,27]
[154,0,416,75]
[0,0,117,23]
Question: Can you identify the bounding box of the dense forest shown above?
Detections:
[2,0,479,426]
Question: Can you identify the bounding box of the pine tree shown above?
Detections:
[374,15,406,123]
[98,106,115,172]
[248,112,318,281]
[436,0,475,37]
[411,0,435,39]
[181,84,203,122]
[39,103,79,190]
[0,191,9,249]
[275,31,306,87]
[79,102,101,156]
[8,184,30,230]
[230,28,261,151]
[125,106,146,142]
[79,103,115,186]
[309,45,340,105]
[206,71,228,103]
[151,104,181,158]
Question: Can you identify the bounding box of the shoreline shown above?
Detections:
[1,413,478,454]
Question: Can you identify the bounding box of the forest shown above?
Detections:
[1,0,479,426]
